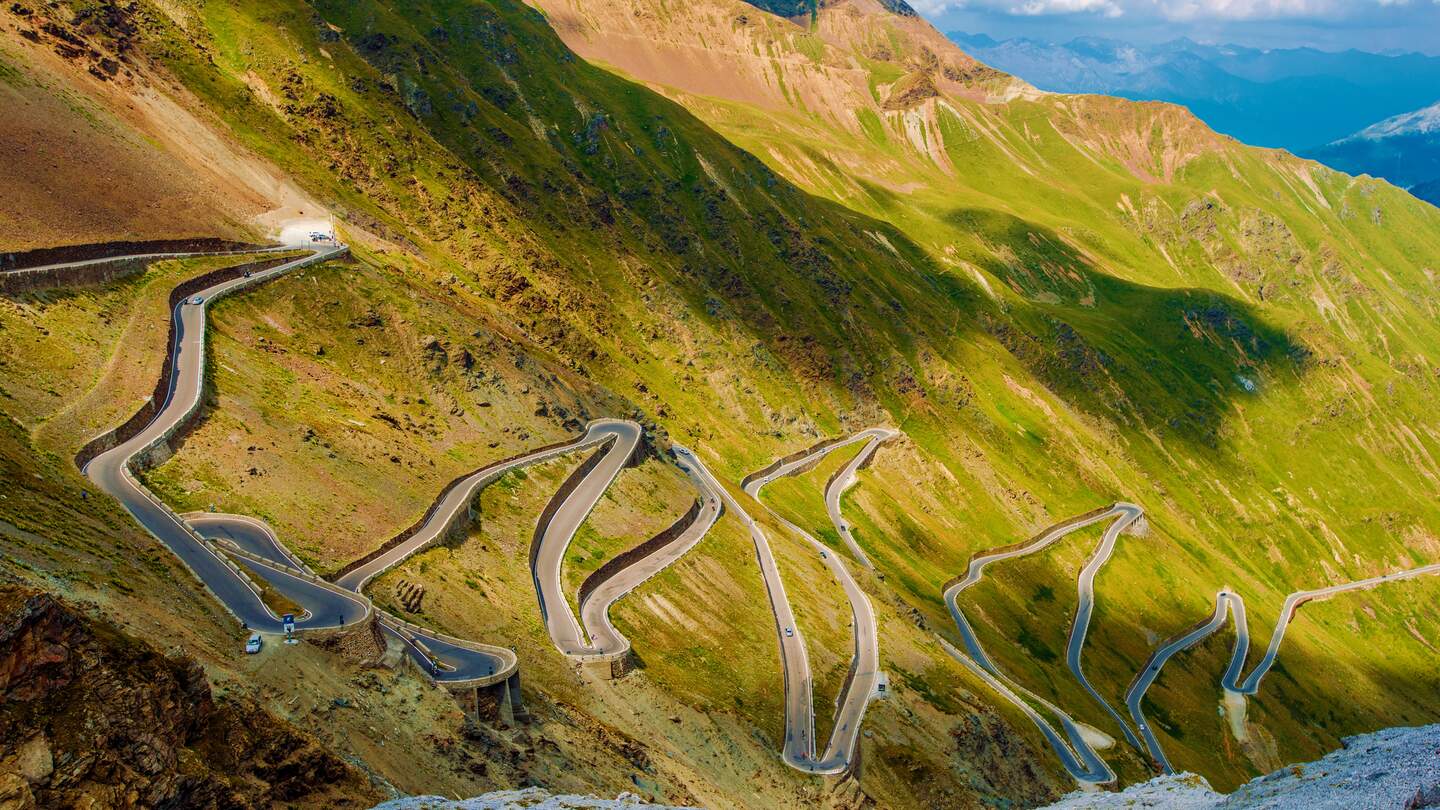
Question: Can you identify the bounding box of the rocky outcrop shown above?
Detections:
[882,71,940,111]
[307,615,390,667]
[0,585,379,808]
[1042,724,1440,809]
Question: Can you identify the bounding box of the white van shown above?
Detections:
[245,633,263,654]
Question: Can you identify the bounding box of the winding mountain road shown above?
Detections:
[1066,503,1146,753]
[727,428,893,774]
[78,243,521,685]
[82,246,368,635]
[822,431,892,569]
[572,447,723,661]
[1125,562,1440,772]
[335,421,625,594]
[72,242,1440,784]
[942,503,1146,783]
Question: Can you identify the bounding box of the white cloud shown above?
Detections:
[923,0,1431,19]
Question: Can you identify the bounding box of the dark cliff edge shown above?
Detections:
[0,584,381,809]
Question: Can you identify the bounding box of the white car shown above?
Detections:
[245,633,263,654]
[785,627,794,638]
[191,296,204,305]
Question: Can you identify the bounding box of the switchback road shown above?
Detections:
[83,246,365,635]
[1125,562,1440,772]
[942,503,1144,784]
[572,447,722,660]
[80,244,515,685]
[732,428,893,774]
[822,430,894,569]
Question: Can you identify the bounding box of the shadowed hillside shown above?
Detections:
[1,0,1439,804]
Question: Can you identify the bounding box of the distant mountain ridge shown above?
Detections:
[743,0,917,18]
[945,32,1440,152]
[1307,100,1440,206]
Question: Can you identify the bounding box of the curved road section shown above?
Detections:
[83,246,366,634]
[335,421,624,594]
[1066,503,1146,753]
[188,510,516,684]
[1125,562,1440,772]
[80,244,517,686]
[734,428,893,775]
[822,430,894,569]
[942,503,1146,784]
[523,422,724,661]
[572,447,722,661]
[528,420,638,656]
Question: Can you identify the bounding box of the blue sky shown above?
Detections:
[914,0,1440,54]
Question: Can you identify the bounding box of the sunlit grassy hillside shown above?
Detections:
[532,0,1440,789]
[3,0,1440,802]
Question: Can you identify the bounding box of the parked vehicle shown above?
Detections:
[245,633,263,654]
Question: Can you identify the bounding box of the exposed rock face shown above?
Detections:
[0,586,378,809]
[307,615,390,667]
[1042,724,1440,809]
[950,707,1063,807]
[882,71,940,110]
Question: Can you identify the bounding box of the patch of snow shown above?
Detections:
[372,788,697,810]
[1354,100,1440,141]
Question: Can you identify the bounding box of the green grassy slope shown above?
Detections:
[5,0,1440,802]
[559,0,1440,789]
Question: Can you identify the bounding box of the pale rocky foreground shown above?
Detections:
[1042,724,1440,809]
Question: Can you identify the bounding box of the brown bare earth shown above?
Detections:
[0,584,381,809]
[533,0,1020,135]
[0,10,322,249]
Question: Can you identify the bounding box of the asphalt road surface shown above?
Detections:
[1126,562,1440,772]
[1066,503,1146,753]
[822,429,896,569]
[527,420,642,656]
[574,445,722,660]
[83,247,363,634]
[942,503,1145,784]
[730,428,894,775]
[334,422,623,594]
[79,244,516,684]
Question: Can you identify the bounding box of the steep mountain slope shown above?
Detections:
[0,0,1061,807]
[1307,100,1440,207]
[530,0,1440,792]
[3,0,1440,806]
